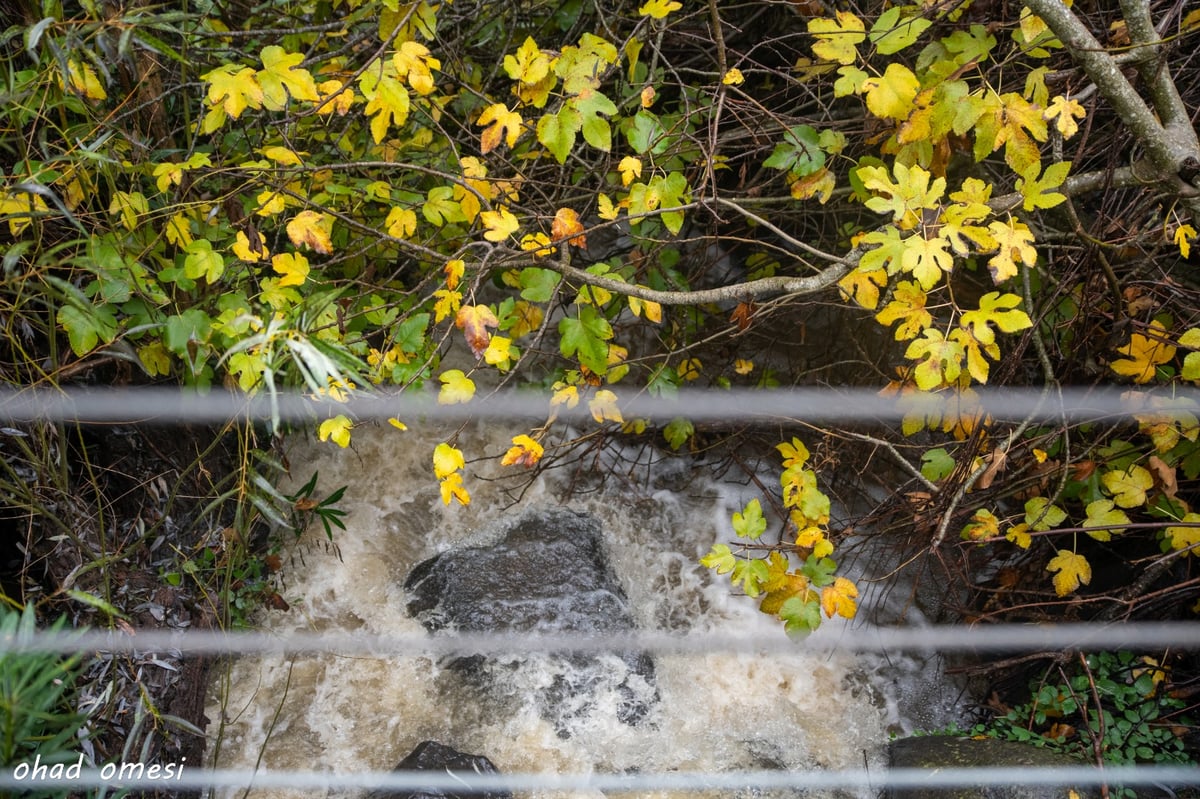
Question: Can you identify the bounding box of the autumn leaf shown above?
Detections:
[1047,549,1091,596]
[504,37,552,85]
[1006,523,1032,549]
[1176,224,1197,258]
[875,284,932,341]
[271,252,309,287]
[318,415,353,448]
[502,434,544,467]
[481,206,520,241]
[385,206,417,239]
[861,63,920,121]
[202,64,264,119]
[961,508,1000,541]
[477,103,524,153]
[1082,498,1131,541]
[1100,464,1153,508]
[393,40,441,95]
[357,61,410,144]
[257,46,320,109]
[286,210,333,254]
[1044,95,1085,139]
[838,264,888,310]
[552,207,587,247]
[437,369,476,404]
[439,472,471,506]
[1024,497,1067,531]
[484,335,514,369]
[589,388,623,423]
[722,68,745,86]
[808,12,866,65]
[444,259,465,289]
[1110,321,1177,383]
[986,218,1038,282]
[432,442,465,479]
[456,304,499,358]
[959,292,1033,344]
[1164,512,1200,555]
[905,328,964,390]
[732,498,767,540]
[821,576,858,619]
[638,0,681,19]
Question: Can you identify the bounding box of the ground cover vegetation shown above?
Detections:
[2,0,1200,784]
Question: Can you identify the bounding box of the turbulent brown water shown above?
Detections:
[205,421,960,798]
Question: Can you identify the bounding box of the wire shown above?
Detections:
[0,385,1196,425]
[7,623,1200,657]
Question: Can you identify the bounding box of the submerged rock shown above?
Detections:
[887,736,1096,799]
[368,740,511,799]
[403,508,657,732]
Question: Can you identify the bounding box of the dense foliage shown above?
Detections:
[3,0,1200,648]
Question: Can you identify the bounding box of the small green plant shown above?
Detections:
[959,651,1195,798]
[288,471,349,544]
[0,604,90,798]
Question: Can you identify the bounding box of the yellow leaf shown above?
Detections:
[838,265,888,310]
[1006,523,1032,549]
[722,68,745,86]
[986,218,1038,282]
[1044,95,1086,139]
[438,369,476,404]
[638,0,682,19]
[905,328,964,390]
[388,418,408,431]
[504,37,552,85]
[1110,321,1176,384]
[258,46,320,110]
[456,304,500,358]
[286,210,333,254]
[520,232,555,257]
[640,86,656,108]
[899,234,954,291]
[677,358,702,381]
[551,383,580,409]
[734,358,754,375]
[385,206,417,239]
[358,61,410,144]
[432,442,465,479]
[444,258,465,289]
[256,189,287,217]
[484,335,514,369]
[597,193,619,221]
[1100,464,1153,508]
[507,300,544,338]
[777,437,810,467]
[808,12,866,66]
[618,156,643,187]
[821,577,858,619]
[1175,224,1197,259]
[433,288,462,323]
[271,252,310,287]
[1046,549,1091,596]
[164,211,194,248]
[63,58,107,100]
[439,472,471,506]
[202,64,263,119]
[589,388,623,423]
[393,40,441,96]
[318,415,353,448]
[480,206,519,242]
[861,63,920,121]
[316,79,355,115]
[1164,512,1200,555]
[552,207,587,247]
[477,103,524,153]
[875,280,932,340]
[859,162,944,230]
[501,434,544,467]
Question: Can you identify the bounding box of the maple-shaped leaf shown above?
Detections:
[821,577,858,619]
[286,210,333,254]
[1175,224,1197,259]
[1101,464,1153,508]
[271,252,309,287]
[961,508,1000,541]
[432,288,462,323]
[1024,497,1067,531]
[432,442,465,479]
[948,326,999,384]
[504,36,552,84]
[202,64,264,119]
[357,61,410,144]
[629,294,662,323]
[385,206,417,239]
[318,415,353,448]
[477,103,524,153]
[551,383,581,410]
[838,263,888,310]
[1007,523,1033,549]
[501,434,544,467]
[315,79,354,116]
[589,388,623,423]
[520,232,555,258]
[638,0,681,19]
[423,186,466,226]
[899,234,953,290]
[1110,321,1177,383]
[437,369,476,404]
[959,292,1033,347]
[480,206,519,242]
[861,63,920,121]
[232,230,270,262]
[183,239,225,283]
[552,207,587,247]
[257,46,320,110]
[763,125,825,179]
[777,437,810,468]
[794,525,833,558]
[618,156,642,187]
[905,328,964,390]
[1164,512,1200,555]
[1044,95,1086,139]
[572,87,619,151]
[1047,549,1091,596]
[808,12,866,65]
[732,498,767,540]
[439,472,471,506]
[859,162,944,230]
[986,218,1037,282]
[559,305,613,375]
[700,543,737,574]
[869,6,932,54]
[1016,160,1071,211]
[393,40,441,96]
[456,304,499,358]
[1083,498,1131,541]
[875,280,931,340]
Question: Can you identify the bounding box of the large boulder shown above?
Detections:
[404,509,657,732]
[887,736,1096,799]
[368,740,511,799]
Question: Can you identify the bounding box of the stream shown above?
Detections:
[205,421,962,798]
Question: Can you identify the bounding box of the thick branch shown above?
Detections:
[1022,0,1200,212]
[1119,0,1193,129]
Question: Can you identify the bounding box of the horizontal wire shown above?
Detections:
[1,385,1198,425]
[1,765,1197,793]
[6,623,1200,657]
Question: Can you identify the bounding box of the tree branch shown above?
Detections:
[1119,0,1193,129]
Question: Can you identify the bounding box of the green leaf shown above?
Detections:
[762,125,825,178]
[1024,496,1067,531]
[558,305,612,374]
[779,594,822,638]
[701,543,737,573]
[732,557,770,597]
[800,554,837,587]
[393,313,430,353]
[733,498,767,540]
[164,308,212,356]
[537,106,583,163]
[622,110,664,155]
[572,89,618,151]
[183,239,225,283]
[519,267,561,302]
[663,416,693,450]
[57,303,117,355]
[921,447,955,481]
[869,6,933,54]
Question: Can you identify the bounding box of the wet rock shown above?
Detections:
[887,736,1096,799]
[368,740,511,799]
[404,509,657,732]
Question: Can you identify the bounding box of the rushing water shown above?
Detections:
[205,421,961,798]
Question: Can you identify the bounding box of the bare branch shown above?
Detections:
[1119,0,1193,129]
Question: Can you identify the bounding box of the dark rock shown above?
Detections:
[404,509,657,732]
[368,740,511,799]
[887,736,1097,799]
